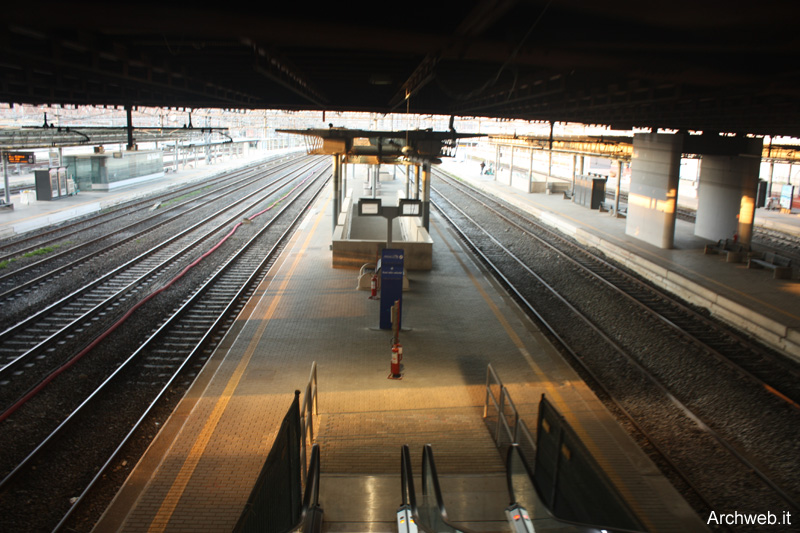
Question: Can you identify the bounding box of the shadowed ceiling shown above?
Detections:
[2,1,799,136]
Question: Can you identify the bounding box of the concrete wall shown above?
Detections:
[332,191,433,270]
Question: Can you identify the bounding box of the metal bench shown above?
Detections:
[599,201,627,217]
[747,251,793,279]
[704,238,749,263]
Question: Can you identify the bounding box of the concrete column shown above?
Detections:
[695,154,761,245]
[422,162,431,231]
[333,154,341,234]
[509,146,515,186]
[342,159,347,204]
[546,149,552,188]
[614,160,623,216]
[571,155,577,195]
[495,144,500,182]
[415,164,421,199]
[528,147,534,193]
[625,133,683,249]
[573,155,584,202]
[405,164,410,198]
[125,105,134,151]
[3,152,10,205]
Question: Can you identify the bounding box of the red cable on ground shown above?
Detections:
[0,173,316,423]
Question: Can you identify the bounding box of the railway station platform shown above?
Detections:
[439,160,800,362]
[92,168,706,532]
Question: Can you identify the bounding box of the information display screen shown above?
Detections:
[6,152,34,164]
[358,199,381,216]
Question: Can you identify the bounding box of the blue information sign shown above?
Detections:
[780,184,795,210]
[380,249,404,329]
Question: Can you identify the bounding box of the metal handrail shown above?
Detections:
[300,362,319,479]
[400,445,417,509]
[483,364,502,418]
[505,444,644,533]
[300,444,324,533]
[420,445,476,533]
[399,445,427,533]
[483,364,518,447]
[516,419,536,458]
[500,387,519,444]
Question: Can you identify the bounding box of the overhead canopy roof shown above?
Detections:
[0,127,231,150]
[2,1,800,136]
[278,127,484,164]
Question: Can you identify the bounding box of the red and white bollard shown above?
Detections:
[369,273,379,300]
[390,343,403,379]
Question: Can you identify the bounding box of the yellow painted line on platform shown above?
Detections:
[432,220,567,407]
[146,193,330,533]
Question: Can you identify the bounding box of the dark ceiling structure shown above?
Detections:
[2,1,800,136]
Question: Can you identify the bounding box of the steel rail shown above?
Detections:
[430,192,720,518]
[0,168,329,532]
[50,169,330,531]
[0,164,252,263]
[0,156,308,300]
[431,180,799,514]
[434,170,800,410]
[0,158,320,390]
[0,153,294,260]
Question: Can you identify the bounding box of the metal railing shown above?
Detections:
[299,444,324,533]
[300,361,319,479]
[483,364,521,449]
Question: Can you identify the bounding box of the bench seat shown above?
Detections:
[747,252,793,279]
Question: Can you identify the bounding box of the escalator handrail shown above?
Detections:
[299,444,323,533]
[420,444,477,533]
[506,444,644,533]
[420,444,451,522]
[401,445,417,509]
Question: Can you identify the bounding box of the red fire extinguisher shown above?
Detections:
[391,343,403,378]
[369,273,378,300]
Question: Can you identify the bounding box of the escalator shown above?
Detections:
[398,444,477,533]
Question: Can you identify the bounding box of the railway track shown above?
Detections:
[432,169,800,529]
[0,157,330,532]
[0,156,303,307]
[0,154,293,264]
[0,157,322,400]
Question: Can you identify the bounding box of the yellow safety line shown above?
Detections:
[147,195,329,532]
